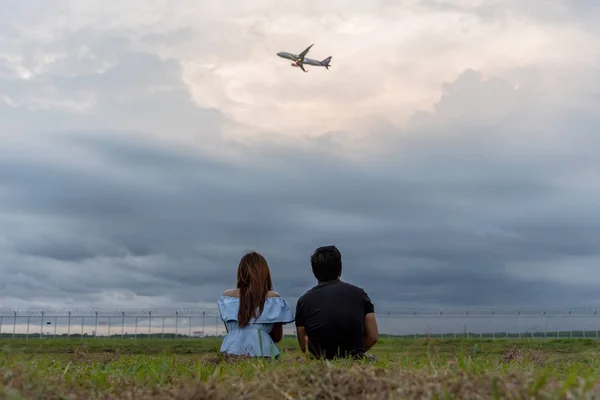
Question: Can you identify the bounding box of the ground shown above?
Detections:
[0,337,599,399]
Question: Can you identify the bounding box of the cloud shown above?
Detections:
[1,1,599,316]
[2,0,598,137]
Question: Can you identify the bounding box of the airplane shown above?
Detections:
[276,43,332,73]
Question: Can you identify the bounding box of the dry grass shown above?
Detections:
[1,338,599,399]
[2,360,599,399]
[501,346,548,365]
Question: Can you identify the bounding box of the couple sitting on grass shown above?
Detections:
[217,245,379,361]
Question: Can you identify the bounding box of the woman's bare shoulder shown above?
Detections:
[223,288,240,297]
[223,289,280,298]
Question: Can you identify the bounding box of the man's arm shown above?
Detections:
[296,326,307,352]
[361,289,379,351]
[364,313,379,351]
[295,298,307,352]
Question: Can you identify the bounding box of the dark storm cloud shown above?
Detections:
[1,23,600,312]
[3,82,600,310]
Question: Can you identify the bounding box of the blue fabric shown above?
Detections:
[218,295,294,357]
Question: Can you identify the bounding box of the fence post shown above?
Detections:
[134,316,138,339]
[175,311,179,339]
[81,316,84,338]
[466,311,469,339]
[543,311,547,339]
[26,316,30,341]
[108,316,112,338]
[162,317,165,340]
[67,311,72,339]
[53,316,57,338]
[121,311,125,339]
[148,311,152,339]
[95,311,98,339]
[13,311,17,339]
[202,311,205,336]
[492,310,496,340]
[0,316,3,337]
[439,311,443,339]
[413,311,417,339]
[40,311,45,339]
[189,316,192,338]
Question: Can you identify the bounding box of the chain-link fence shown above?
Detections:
[1,308,599,340]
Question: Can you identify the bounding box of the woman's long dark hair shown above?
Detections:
[236,251,273,327]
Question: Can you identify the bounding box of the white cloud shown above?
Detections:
[2,0,598,139]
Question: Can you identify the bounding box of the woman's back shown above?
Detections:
[218,289,294,358]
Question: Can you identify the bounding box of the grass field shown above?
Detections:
[1,337,599,399]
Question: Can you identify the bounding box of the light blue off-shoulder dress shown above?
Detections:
[218,295,294,358]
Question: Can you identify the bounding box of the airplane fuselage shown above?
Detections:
[277,52,328,67]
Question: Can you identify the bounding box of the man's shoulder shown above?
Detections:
[339,281,365,290]
[296,283,324,305]
[335,281,369,295]
[299,280,367,300]
[296,286,316,303]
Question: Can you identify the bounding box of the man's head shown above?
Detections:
[310,245,342,282]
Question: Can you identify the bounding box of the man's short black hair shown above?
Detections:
[310,245,342,282]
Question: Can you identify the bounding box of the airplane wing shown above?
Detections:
[297,44,314,60]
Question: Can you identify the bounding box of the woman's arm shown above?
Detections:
[269,322,283,343]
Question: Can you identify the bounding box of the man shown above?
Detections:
[295,245,379,360]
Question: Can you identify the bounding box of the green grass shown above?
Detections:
[1,338,599,398]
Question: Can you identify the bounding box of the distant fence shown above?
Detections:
[0,308,599,340]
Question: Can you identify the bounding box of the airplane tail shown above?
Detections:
[320,56,332,69]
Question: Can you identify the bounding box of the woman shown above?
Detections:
[218,251,294,359]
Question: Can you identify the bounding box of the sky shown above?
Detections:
[1,0,600,316]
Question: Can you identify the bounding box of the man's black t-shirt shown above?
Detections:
[295,280,375,359]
